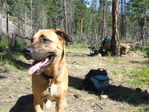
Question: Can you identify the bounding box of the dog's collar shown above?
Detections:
[41,67,63,81]
[41,73,55,80]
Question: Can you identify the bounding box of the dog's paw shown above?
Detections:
[44,99,51,109]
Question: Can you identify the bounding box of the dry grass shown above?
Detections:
[0,48,149,112]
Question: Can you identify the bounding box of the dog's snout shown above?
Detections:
[22,46,34,60]
[23,46,32,55]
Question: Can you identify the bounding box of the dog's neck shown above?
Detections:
[41,65,63,81]
[43,50,66,78]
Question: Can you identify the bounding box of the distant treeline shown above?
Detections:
[0,0,149,46]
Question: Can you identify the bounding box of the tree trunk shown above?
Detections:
[111,0,119,56]
[63,0,68,33]
[24,9,27,37]
[102,0,107,39]
[120,0,126,38]
[80,18,83,36]
[6,11,9,38]
[11,32,16,49]
[63,0,69,45]
[0,8,2,31]
[30,0,33,30]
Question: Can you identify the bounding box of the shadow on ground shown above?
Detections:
[0,52,30,70]
[9,75,149,112]
[9,94,34,112]
[69,75,149,106]
[13,59,30,70]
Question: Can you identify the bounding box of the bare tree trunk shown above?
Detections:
[41,5,47,29]
[102,0,107,39]
[11,32,16,49]
[63,0,68,33]
[30,0,33,30]
[0,8,2,31]
[6,11,9,38]
[80,18,83,36]
[63,0,69,45]
[120,0,126,39]
[111,0,119,56]
[24,9,27,37]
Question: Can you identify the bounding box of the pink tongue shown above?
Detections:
[28,58,50,75]
[28,62,41,75]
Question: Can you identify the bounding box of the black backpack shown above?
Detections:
[83,68,109,93]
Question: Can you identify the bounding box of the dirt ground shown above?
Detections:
[0,49,149,112]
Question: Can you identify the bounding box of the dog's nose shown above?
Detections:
[23,46,33,55]
[22,46,33,60]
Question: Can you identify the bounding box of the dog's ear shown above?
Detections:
[54,29,72,42]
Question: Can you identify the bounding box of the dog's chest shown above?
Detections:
[46,84,58,100]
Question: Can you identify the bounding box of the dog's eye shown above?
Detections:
[43,38,49,42]
[40,35,52,43]
[41,38,50,42]
[41,38,52,43]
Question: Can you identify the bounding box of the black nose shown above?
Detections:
[23,46,33,55]
[22,46,34,60]
[22,46,33,60]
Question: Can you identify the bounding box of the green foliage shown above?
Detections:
[75,2,88,34]
[1,0,148,47]
[0,35,10,50]
[66,44,87,49]
[0,35,27,51]
[127,0,149,17]
[0,36,27,71]
[105,51,112,57]
[124,67,149,86]
[127,0,149,24]
[43,0,61,27]
[5,0,30,17]
[134,46,149,58]
[15,39,27,51]
[131,67,149,85]
[0,52,28,70]
[75,2,87,18]
[8,16,17,22]
[144,46,149,58]
[112,66,149,86]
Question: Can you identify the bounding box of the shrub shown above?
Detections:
[15,39,27,51]
[0,35,10,50]
[0,35,27,51]
[144,46,149,58]
[0,52,28,70]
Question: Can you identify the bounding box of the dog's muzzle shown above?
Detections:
[22,46,56,75]
[22,46,34,60]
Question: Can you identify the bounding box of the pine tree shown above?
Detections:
[111,0,119,56]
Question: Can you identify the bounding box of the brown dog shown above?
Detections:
[23,29,71,112]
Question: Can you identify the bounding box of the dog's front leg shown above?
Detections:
[33,96,43,112]
[55,97,67,112]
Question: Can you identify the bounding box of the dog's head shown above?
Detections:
[23,29,71,75]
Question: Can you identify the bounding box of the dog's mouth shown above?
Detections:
[28,54,56,75]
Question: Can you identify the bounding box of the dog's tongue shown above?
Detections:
[28,62,41,75]
[28,58,49,75]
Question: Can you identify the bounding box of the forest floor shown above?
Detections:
[0,48,149,112]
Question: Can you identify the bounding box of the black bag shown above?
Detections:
[83,68,109,93]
